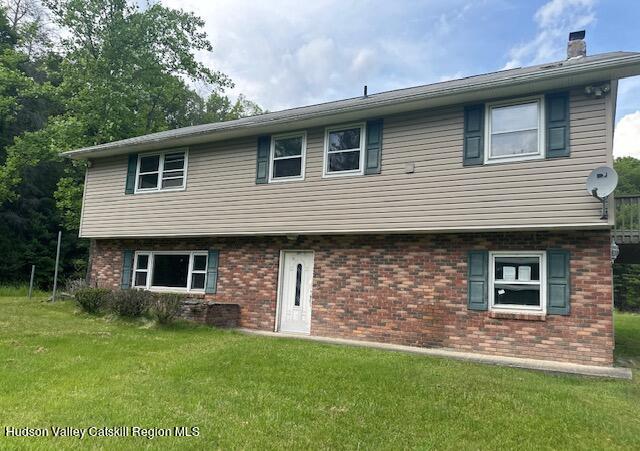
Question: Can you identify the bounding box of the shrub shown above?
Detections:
[108,289,152,318]
[74,288,110,314]
[150,293,186,325]
[65,278,88,295]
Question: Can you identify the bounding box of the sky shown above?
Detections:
[160,0,640,157]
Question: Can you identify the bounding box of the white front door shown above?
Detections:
[278,251,314,334]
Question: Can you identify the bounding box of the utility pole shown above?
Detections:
[52,231,62,302]
[28,265,35,299]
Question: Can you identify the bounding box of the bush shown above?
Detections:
[150,293,186,325]
[65,278,88,295]
[108,289,152,318]
[74,288,110,314]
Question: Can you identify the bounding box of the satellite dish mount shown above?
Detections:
[591,187,609,220]
[586,166,618,220]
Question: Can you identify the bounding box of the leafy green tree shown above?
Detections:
[202,93,264,123]
[615,156,640,196]
[0,0,234,204]
[0,5,17,48]
[0,0,262,287]
[613,156,640,312]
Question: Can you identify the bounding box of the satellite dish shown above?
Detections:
[586,166,618,220]
[586,166,618,198]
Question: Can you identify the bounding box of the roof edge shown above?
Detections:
[65,51,640,160]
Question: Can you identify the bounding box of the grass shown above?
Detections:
[0,297,639,450]
[0,284,48,298]
[614,311,640,368]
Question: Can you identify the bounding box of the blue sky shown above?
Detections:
[161,0,640,156]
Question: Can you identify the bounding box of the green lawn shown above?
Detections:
[0,297,639,450]
[615,311,640,368]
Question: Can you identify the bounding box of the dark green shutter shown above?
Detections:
[463,105,484,166]
[468,250,488,311]
[365,119,383,174]
[547,249,571,315]
[256,136,271,184]
[125,154,138,194]
[546,92,570,158]
[121,250,134,289]
[205,250,219,294]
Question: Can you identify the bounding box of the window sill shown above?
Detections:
[489,311,546,321]
[141,288,206,295]
[483,154,544,165]
[268,177,305,184]
[133,187,186,195]
[322,171,364,178]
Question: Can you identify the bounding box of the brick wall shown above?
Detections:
[180,301,240,327]
[88,230,614,366]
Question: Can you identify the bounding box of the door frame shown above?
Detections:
[274,249,315,333]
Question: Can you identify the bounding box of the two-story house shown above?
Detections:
[65,33,640,367]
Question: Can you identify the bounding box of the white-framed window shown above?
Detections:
[132,251,207,292]
[489,251,546,313]
[135,149,188,193]
[323,123,365,177]
[485,97,544,164]
[269,131,306,182]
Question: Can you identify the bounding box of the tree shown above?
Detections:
[613,156,640,312]
[202,93,264,123]
[614,156,640,196]
[0,0,233,204]
[0,4,18,48]
[3,0,52,56]
[0,0,262,287]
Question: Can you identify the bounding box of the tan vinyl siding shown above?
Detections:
[80,88,610,238]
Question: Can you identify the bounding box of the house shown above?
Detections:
[65,32,640,367]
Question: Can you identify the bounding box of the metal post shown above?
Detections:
[28,265,35,299]
[52,230,62,302]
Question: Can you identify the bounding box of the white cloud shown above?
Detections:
[614,112,640,158]
[502,0,596,69]
[160,0,479,110]
[617,76,640,119]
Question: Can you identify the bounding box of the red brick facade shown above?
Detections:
[89,230,614,366]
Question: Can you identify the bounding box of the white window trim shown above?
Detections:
[484,96,545,165]
[132,250,207,293]
[322,122,366,177]
[268,131,307,183]
[489,251,547,314]
[134,148,189,194]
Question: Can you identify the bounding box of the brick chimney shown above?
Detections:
[567,30,586,59]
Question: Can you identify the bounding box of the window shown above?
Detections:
[489,252,546,313]
[132,251,207,292]
[135,149,187,192]
[190,254,207,290]
[294,263,302,307]
[486,97,544,163]
[133,254,149,288]
[323,123,365,176]
[270,132,306,181]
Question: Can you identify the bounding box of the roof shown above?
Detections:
[64,51,640,159]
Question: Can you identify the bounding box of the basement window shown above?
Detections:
[135,149,187,193]
[132,251,207,292]
[270,132,306,182]
[323,123,365,176]
[485,97,544,163]
[489,252,546,313]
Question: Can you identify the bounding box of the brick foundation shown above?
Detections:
[180,301,240,327]
[88,230,614,366]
